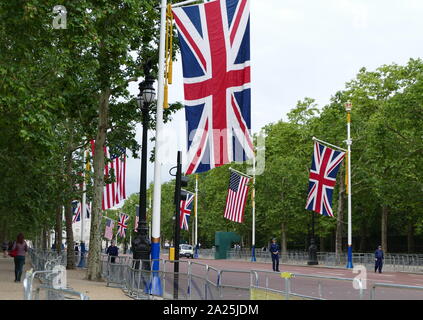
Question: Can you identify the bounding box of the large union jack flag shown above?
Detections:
[173,0,254,175]
[180,192,195,231]
[117,213,129,238]
[305,142,346,217]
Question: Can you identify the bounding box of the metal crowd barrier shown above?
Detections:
[225,249,423,272]
[99,252,423,300]
[250,269,363,300]
[25,249,88,300]
[370,283,423,300]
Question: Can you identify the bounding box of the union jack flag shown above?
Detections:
[117,213,129,238]
[173,0,254,175]
[72,201,91,223]
[72,200,80,223]
[180,192,195,231]
[305,142,346,217]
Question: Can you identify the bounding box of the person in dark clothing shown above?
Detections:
[106,240,119,263]
[374,245,384,273]
[269,238,280,272]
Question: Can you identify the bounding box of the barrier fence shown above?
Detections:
[99,253,423,300]
[25,249,88,300]
[226,249,423,272]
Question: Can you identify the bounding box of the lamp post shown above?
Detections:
[132,75,156,270]
[345,101,353,269]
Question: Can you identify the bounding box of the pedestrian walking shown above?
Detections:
[374,245,384,273]
[2,241,8,258]
[269,238,280,272]
[11,233,28,282]
[106,240,119,263]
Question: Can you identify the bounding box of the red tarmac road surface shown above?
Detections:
[165,257,423,300]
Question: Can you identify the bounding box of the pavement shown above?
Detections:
[0,255,131,300]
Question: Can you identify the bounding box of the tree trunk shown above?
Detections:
[87,88,110,281]
[336,172,345,259]
[42,227,47,250]
[381,206,388,253]
[407,222,415,253]
[319,236,325,252]
[55,206,63,253]
[359,222,367,252]
[47,230,51,250]
[64,200,75,269]
[281,222,287,254]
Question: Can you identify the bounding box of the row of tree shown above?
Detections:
[0,0,184,280]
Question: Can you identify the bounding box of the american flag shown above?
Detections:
[305,142,346,217]
[117,213,129,238]
[90,141,127,210]
[224,171,250,223]
[180,192,195,231]
[104,218,114,241]
[173,0,254,175]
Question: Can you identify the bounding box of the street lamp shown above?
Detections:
[345,100,353,269]
[132,74,156,270]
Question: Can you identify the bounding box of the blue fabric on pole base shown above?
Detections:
[346,246,354,269]
[149,242,162,296]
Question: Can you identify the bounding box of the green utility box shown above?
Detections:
[214,231,241,259]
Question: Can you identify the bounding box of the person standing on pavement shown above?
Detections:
[269,238,280,272]
[106,240,119,263]
[374,245,384,273]
[11,233,28,282]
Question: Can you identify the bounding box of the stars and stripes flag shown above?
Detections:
[224,171,250,223]
[104,218,114,241]
[305,142,346,217]
[90,141,127,210]
[172,0,254,175]
[180,192,195,231]
[117,213,129,238]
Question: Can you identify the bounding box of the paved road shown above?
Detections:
[161,257,423,300]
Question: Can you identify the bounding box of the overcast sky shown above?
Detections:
[122,0,423,200]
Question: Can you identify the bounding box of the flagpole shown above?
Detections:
[194,174,199,258]
[150,0,167,296]
[229,167,252,179]
[251,154,256,262]
[345,101,353,269]
[78,149,87,267]
[81,150,85,245]
[312,137,347,152]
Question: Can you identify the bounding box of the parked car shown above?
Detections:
[179,244,194,258]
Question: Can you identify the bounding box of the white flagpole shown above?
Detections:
[150,0,167,295]
[312,136,347,152]
[251,154,256,262]
[194,174,199,258]
[81,150,86,245]
[345,101,353,269]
